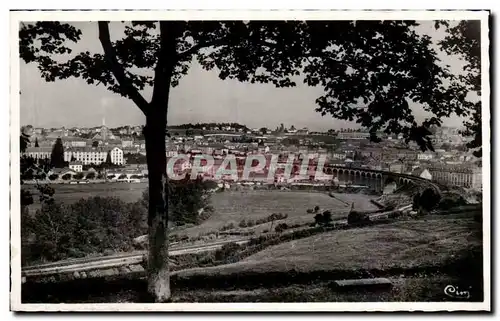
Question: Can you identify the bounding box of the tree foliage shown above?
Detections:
[437,20,482,157]
[314,210,333,226]
[22,197,148,264]
[105,151,112,165]
[20,128,56,265]
[73,172,84,180]
[413,187,442,214]
[61,173,71,180]
[50,138,65,168]
[140,175,214,226]
[19,20,477,151]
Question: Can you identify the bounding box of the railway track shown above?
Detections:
[22,238,249,278]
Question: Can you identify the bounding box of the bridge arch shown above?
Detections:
[385,176,396,185]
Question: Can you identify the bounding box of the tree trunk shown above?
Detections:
[144,109,169,302]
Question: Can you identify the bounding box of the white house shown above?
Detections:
[64,146,124,165]
[69,161,83,172]
[110,147,124,165]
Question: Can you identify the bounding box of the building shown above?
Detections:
[24,147,52,160]
[122,140,134,148]
[389,161,404,173]
[110,147,124,165]
[64,146,124,165]
[428,164,482,189]
[71,140,87,148]
[65,147,107,165]
[296,127,309,135]
[417,151,434,161]
[411,167,432,180]
[337,131,370,140]
[69,161,83,172]
[330,151,347,160]
[166,149,179,158]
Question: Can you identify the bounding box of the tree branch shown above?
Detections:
[98,21,149,115]
[177,37,228,59]
[177,37,277,60]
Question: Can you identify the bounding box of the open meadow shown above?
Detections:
[176,215,482,278]
[168,213,483,302]
[181,190,378,237]
[25,183,379,238]
[25,182,149,212]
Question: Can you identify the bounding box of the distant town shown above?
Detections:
[21,121,482,191]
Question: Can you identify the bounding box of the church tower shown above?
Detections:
[101,116,108,141]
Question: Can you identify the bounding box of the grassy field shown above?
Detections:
[25,182,148,211]
[176,215,482,277]
[24,215,484,303]
[26,183,378,237]
[180,190,378,237]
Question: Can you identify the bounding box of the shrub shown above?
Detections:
[322,210,332,224]
[253,213,288,226]
[314,205,320,213]
[306,209,313,214]
[86,172,96,179]
[215,242,241,261]
[314,211,333,226]
[275,223,289,233]
[220,222,235,231]
[414,188,442,213]
[61,174,72,180]
[347,211,370,226]
[238,220,248,228]
[438,194,468,210]
[48,174,58,181]
[388,210,403,219]
[73,173,84,180]
[256,218,266,225]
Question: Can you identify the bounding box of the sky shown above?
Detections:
[19,20,469,131]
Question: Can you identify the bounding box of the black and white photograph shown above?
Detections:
[9,10,490,311]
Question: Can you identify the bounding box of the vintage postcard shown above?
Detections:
[10,9,490,312]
